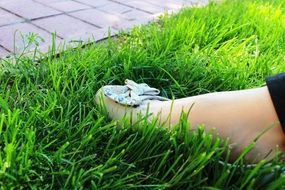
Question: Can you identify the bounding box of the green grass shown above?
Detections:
[1,0,285,189]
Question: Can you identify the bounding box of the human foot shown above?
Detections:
[95,80,169,124]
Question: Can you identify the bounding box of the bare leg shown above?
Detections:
[96,86,285,163]
[147,86,285,162]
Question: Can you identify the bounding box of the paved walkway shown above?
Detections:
[0,0,207,58]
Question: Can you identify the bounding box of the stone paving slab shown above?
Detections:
[0,0,207,59]
[145,0,184,10]
[0,9,23,27]
[68,27,118,42]
[73,0,111,8]
[42,0,91,12]
[98,2,154,23]
[119,0,167,14]
[0,47,9,58]
[69,9,124,29]
[112,18,150,31]
[32,14,99,39]
[0,22,60,53]
[0,0,61,20]
[98,1,134,15]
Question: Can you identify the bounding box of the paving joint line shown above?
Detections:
[0,6,64,40]
[70,0,133,30]
[0,45,11,53]
[0,21,26,28]
[34,0,102,29]
[0,7,25,20]
[109,0,156,14]
[72,0,113,9]
[32,0,95,15]
[64,12,102,29]
[71,0,155,16]
[30,22,65,39]
[28,12,65,22]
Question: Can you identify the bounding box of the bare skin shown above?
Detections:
[96,86,285,163]
[146,86,285,162]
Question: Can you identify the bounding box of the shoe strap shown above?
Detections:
[125,79,160,95]
[104,79,170,106]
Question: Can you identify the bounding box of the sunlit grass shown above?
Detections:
[0,0,285,189]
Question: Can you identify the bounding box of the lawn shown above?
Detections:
[1,0,285,189]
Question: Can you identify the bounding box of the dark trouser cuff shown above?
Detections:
[266,73,285,133]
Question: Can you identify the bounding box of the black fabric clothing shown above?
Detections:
[266,73,285,133]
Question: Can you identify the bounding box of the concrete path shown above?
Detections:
[0,0,207,58]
